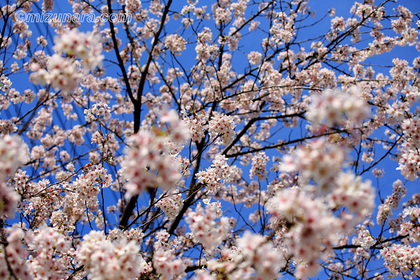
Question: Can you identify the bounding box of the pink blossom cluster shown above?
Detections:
[153,247,186,280]
[30,29,103,95]
[269,12,296,45]
[157,192,183,221]
[22,179,63,228]
[353,227,376,249]
[52,29,103,70]
[386,86,420,121]
[328,171,375,220]
[396,148,420,181]
[267,188,340,279]
[91,131,119,165]
[0,75,12,93]
[50,165,111,233]
[153,230,186,280]
[85,102,112,123]
[206,246,248,279]
[204,232,285,279]
[306,87,370,130]
[159,109,190,145]
[164,34,187,54]
[30,54,81,94]
[377,180,406,225]
[271,136,375,278]
[0,134,28,179]
[247,51,262,65]
[127,65,141,91]
[281,138,347,190]
[0,180,20,219]
[281,139,375,215]
[231,0,249,27]
[331,16,346,32]
[195,28,217,62]
[192,270,216,280]
[208,112,236,145]
[399,206,420,243]
[42,0,54,12]
[184,112,207,142]
[0,134,28,218]
[0,226,31,279]
[381,244,420,279]
[397,115,420,180]
[186,200,230,253]
[27,226,71,280]
[122,109,189,196]
[67,125,87,146]
[236,231,286,280]
[125,0,142,15]
[77,231,148,280]
[0,119,16,134]
[249,152,269,181]
[391,5,418,46]
[212,2,232,25]
[107,228,144,245]
[196,154,240,192]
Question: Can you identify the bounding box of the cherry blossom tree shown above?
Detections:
[0,0,419,279]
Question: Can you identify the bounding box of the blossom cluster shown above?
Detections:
[27,226,72,280]
[205,231,285,280]
[196,154,240,192]
[186,200,231,253]
[329,171,375,220]
[399,206,420,242]
[250,152,269,181]
[157,192,183,221]
[354,227,376,249]
[77,231,148,280]
[164,34,187,54]
[184,112,207,142]
[281,138,347,190]
[267,188,340,279]
[30,29,103,95]
[0,226,31,279]
[152,230,186,280]
[306,87,370,130]
[397,114,420,180]
[236,231,286,279]
[208,112,236,145]
[381,244,420,279]
[0,75,12,93]
[85,102,112,123]
[52,29,103,69]
[272,134,375,278]
[0,134,28,180]
[121,109,189,196]
[377,180,407,225]
[0,134,28,218]
[49,165,112,233]
[91,131,119,165]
